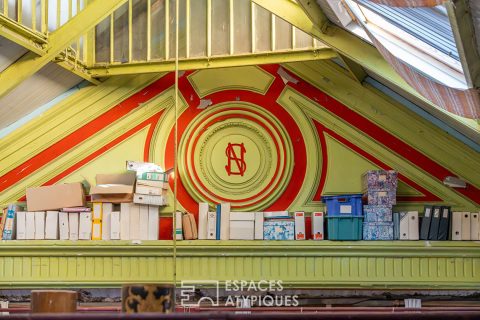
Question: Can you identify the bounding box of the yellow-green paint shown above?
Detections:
[0,240,479,288]
[188,66,275,98]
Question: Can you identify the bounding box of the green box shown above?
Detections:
[327,216,363,240]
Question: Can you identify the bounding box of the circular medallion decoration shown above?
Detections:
[178,102,294,210]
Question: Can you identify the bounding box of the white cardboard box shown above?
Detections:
[68,212,79,240]
[34,211,45,240]
[59,212,69,240]
[26,212,35,240]
[294,211,306,240]
[16,211,26,240]
[254,212,264,240]
[148,205,159,240]
[45,211,59,240]
[229,212,255,240]
[219,203,231,240]
[451,212,462,240]
[120,203,131,240]
[311,212,324,240]
[110,211,121,240]
[471,212,479,241]
[79,211,92,240]
[175,211,183,240]
[102,203,112,240]
[134,193,167,206]
[408,211,419,240]
[207,211,216,240]
[129,203,141,240]
[461,212,471,240]
[139,205,149,241]
[399,212,409,240]
[198,203,209,240]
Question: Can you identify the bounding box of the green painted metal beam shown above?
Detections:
[338,53,367,84]
[0,0,126,98]
[0,240,479,289]
[296,0,330,33]
[0,14,47,55]
[445,0,480,88]
[88,48,337,77]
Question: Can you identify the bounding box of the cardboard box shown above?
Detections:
[183,213,198,240]
[363,205,393,222]
[126,161,164,176]
[311,212,324,240]
[90,172,135,203]
[229,212,255,240]
[133,193,167,206]
[27,183,85,211]
[294,212,306,240]
[137,179,168,190]
[362,170,398,190]
[263,219,294,240]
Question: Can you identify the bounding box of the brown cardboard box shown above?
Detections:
[90,172,135,203]
[26,183,85,211]
[182,213,198,240]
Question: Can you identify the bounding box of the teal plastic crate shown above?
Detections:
[327,216,363,240]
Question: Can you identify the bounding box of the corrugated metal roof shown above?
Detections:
[357,0,459,60]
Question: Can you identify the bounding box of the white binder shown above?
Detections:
[102,203,113,240]
[254,212,264,240]
[220,203,231,240]
[34,211,45,240]
[129,204,141,240]
[470,212,479,241]
[16,211,26,240]
[25,212,35,240]
[110,211,121,240]
[207,211,216,240]
[45,211,59,240]
[68,212,79,240]
[120,203,131,240]
[139,205,149,241]
[408,211,419,240]
[451,212,462,241]
[311,212,324,241]
[399,212,409,240]
[59,212,69,240]
[294,212,306,240]
[78,211,92,240]
[461,212,471,240]
[148,205,159,240]
[198,203,209,240]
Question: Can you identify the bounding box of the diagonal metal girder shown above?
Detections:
[445,0,480,88]
[0,14,47,55]
[0,0,127,99]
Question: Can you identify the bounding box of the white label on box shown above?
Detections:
[378,174,386,182]
[68,212,79,240]
[340,205,352,214]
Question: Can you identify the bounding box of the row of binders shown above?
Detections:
[0,203,160,241]
[192,203,324,240]
[419,206,480,241]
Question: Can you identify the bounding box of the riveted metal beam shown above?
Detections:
[445,0,480,88]
[296,0,330,33]
[0,0,126,98]
[89,48,337,77]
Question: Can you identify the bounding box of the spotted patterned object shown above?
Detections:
[122,284,174,313]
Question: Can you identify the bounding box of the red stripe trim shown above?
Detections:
[1,74,175,193]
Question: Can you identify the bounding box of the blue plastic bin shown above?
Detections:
[322,194,363,216]
[326,216,363,240]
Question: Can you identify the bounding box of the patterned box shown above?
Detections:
[363,222,394,240]
[363,205,393,222]
[363,189,396,205]
[362,170,398,190]
[263,219,295,240]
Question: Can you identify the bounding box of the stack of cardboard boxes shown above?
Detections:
[362,170,397,240]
